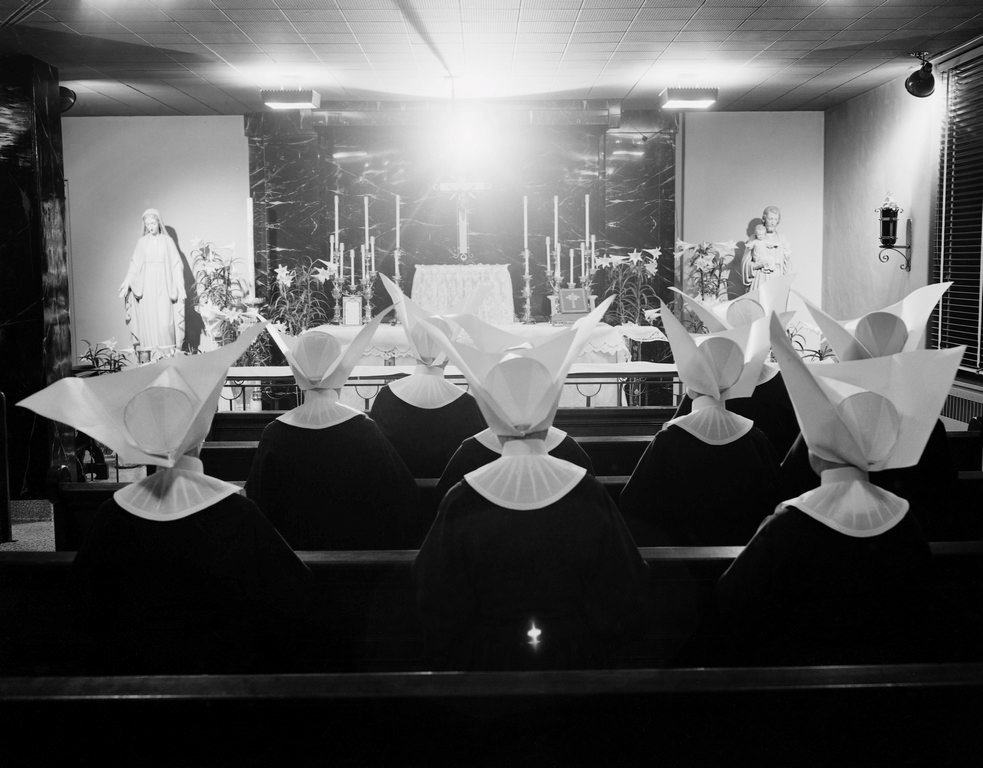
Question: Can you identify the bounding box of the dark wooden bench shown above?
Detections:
[206,406,677,442]
[197,435,649,480]
[2,662,982,765]
[47,478,630,552]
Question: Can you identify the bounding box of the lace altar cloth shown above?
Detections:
[411,264,515,325]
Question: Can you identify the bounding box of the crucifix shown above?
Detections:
[437,179,489,259]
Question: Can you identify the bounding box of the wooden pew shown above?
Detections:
[3,545,983,765]
[206,405,677,442]
[47,478,631,552]
[197,436,649,480]
[2,662,983,765]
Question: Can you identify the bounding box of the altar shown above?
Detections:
[410,264,515,325]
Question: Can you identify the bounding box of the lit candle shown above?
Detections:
[364,196,370,252]
[370,236,376,272]
[349,249,355,288]
[395,194,401,250]
[580,241,586,281]
[569,248,574,285]
[545,236,551,276]
[584,193,590,246]
[523,195,529,252]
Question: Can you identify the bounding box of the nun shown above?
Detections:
[18,323,315,674]
[413,297,649,670]
[619,300,782,547]
[781,282,958,538]
[368,274,486,479]
[670,274,799,459]
[245,310,424,549]
[716,314,962,665]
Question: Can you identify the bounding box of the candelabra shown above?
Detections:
[331,280,343,324]
[520,249,534,324]
[361,271,376,325]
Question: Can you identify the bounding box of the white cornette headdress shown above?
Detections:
[18,322,267,520]
[267,308,391,428]
[418,296,614,509]
[769,313,963,537]
[378,273,469,410]
[671,273,795,385]
[661,299,771,445]
[799,282,951,362]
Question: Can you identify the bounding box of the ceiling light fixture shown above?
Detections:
[904,52,935,98]
[261,88,321,110]
[660,87,718,110]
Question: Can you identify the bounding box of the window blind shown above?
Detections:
[934,53,983,379]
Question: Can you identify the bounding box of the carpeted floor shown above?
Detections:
[1,500,55,551]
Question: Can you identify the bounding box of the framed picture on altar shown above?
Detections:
[342,295,363,326]
[558,288,590,314]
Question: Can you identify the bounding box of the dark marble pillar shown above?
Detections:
[0,56,74,497]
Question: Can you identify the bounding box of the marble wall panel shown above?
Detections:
[246,108,675,324]
[0,56,73,497]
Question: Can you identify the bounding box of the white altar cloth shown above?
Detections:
[411,264,514,325]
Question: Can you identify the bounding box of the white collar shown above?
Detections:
[474,426,567,454]
[780,466,909,538]
[276,389,362,429]
[387,365,466,409]
[464,438,586,510]
[114,455,242,521]
[664,396,754,445]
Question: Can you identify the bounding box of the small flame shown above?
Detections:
[527,621,542,647]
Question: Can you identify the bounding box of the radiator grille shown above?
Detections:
[944,385,983,424]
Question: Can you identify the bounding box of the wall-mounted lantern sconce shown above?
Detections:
[877,195,911,271]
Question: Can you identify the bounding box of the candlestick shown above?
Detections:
[569,248,574,287]
[395,194,401,250]
[349,249,355,289]
[585,193,590,246]
[363,196,370,251]
[329,234,335,264]
[580,242,586,282]
[338,244,344,283]
[591,235,596,272]
[332,282,342,324]
[524,247,530,276]
[555,241,561,282]
[394,248,401,280]
[523,195,529,252]
[361,244,366,279]
[370,236,376,272]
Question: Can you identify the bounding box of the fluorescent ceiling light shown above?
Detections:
[660,87,718,110]
[262,89,321,110]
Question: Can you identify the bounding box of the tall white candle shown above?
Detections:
[350,249,355,288]
[545,237,551,276]
[524,245,530,275]
[364,196,370,251]
[585,193,590,245]
[553,195,559,246]
[370,236,376,272]
[361,244,367,278]
[523,195,529,252]
[394,249,400,279]
[555,240,561,282]
[334,195,340,247]
[569,248,574,285]
[580,242,586,281]
[590,234,596,271]
[329,234,335,262]
[338,244,344,282]
[395,194,401,250]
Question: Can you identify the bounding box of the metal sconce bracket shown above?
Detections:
[878,218,912,271]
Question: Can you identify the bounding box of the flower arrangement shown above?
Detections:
[79,337,128,373]
[190,240,260,350]
[595,247,663,327]
[675,240,735,302]
[786,321,836,362]
[266,258,338,335]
